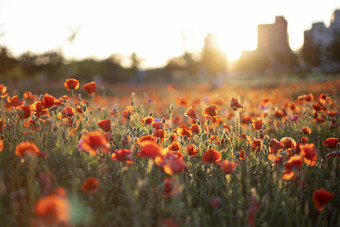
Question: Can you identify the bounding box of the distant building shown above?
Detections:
[303,9,340,71]
[237,16,297,73]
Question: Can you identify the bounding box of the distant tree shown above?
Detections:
[0,47,18,74]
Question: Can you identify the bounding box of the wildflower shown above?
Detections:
[161,178,179,197]
[152,121,164,130]
[302,127,311,135]
[323,138,338,149]
[280,137,297,149]
[137,140,162,160]
[190,124,200,134]
[81,177,99,196]
[64,78,79,90]
[220,160,236,174]
[202,105,218,117]
[78,131,109,156]
[97,119,111,132]
[141,116,155,125]
[300,143,318,166]
[57,107,75,119]
[211,197,221,208]
[163,158,186,175]
[18,105,32,119]
[161,218,179,227]
[252,118,264,130]
[0,140,3,152]
[15,141,41,157]
[184,107,199,120]
[82,82,96,94]
[41,93,61,109]
[111,149,132,162]
[202,149,222,163]
[313,189,334,211]
[325,151,340,159]
[186,145,198,157]
[0,84,8,98]
[230,97,244,110]
[5,95,23,109]
[269,138,285,152]
[23,91,37,101]
[282,155,302,180]
[35,189,70,226]
[174,124,192,138]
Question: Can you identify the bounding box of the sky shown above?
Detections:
[0,0,339,69]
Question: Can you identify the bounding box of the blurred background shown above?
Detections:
[0,0,340,87]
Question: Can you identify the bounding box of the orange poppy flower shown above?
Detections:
[137,135,157,144]
[302,127,311,135]
[186,145,198,157]
[111,149,132,162]
[282,155,302,180]
[202,149,222,163]
[163,158,186,175]
[280,137,297,149]
[97,119,111,132]
[174,124,192,138]
[312,189,334,211]
[0,140,3,152]
[202,105,218,117]
[220,160,236,174]
[184,107,199,120]
[230,97,243,110]
[300,143,318,166]
[322,138,338,149]
[35,190,70,226]
[5,95,23,109]
[82,82,96,94]
[64,78,79,90]
[23,91,37,101]
[137,140,162,160]
[252,139,262,153]
[152,121,164,130]
[252,118,264,131]
[81,177,99,196]
[191,124,200,135]
[0,84,8,98]
[78,131,109,155]
[141,116,155,125]
[15,141,41,157]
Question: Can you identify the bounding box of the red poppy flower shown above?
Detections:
[322,138,338,149]
[161,178,179,197]
[0,84,8,98]
[0,140,3,152]
[41,93,61,109]
[252,118,264,131]
[5,95,23,109]
[81,177,99,196]
[190,124,200,134]
[64,78,79,90]
[184,107,199,120]
[82,82,96,94]
[97,119,111,132]
[202,149,222,163]
[280,137,297,149]
[211,197,221,208]
[220,160,236,174]
[161,218,179,227]
[111,149,132,162]
[202,105,218,117]
[18,105,32,119]
[137,140,162,160]
[230,97,244,110]
[302,127,311,135]
[152,121,164,130]
[15,141,41,157]
[174,124,192,138]
[282,155,302,180]
[269,138,285,152]
[187,145,198,157]
[141,116,155,125]
[58,107,75,119]
[78,131,109,155]
[35,190,70,226]
[163,158,186,175]
[313,189,334,211]
[300,143,318,166]
[325,151,340,159]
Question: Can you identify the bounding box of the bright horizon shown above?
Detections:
[0,0,339,69]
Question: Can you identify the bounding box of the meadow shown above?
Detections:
[0,75,339,227]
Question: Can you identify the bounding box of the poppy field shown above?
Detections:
[0,77,339,227]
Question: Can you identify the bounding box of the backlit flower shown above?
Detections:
[313,189,334,211]
[78,131,109,155]
[82,82,96,94]
[282,155,302,180]
[186,145,198,157]
[64,78,79,90]
[230,97,243,110]
[184,107,199,120]
[280,137,297,149]
[325,151,340,159]
[202,105,218,117]
[81,177,99,196]
[137,140,162,160]
[15,141,41,157]
[5,95,23,109]
[97,119,111,132]
[252,118,264,131]
[220,160,236,174]
[202,149,222,163]
[111,149,132,162]
[323,138,338,149]
[300,143,318,166]
[302,127,311,135]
